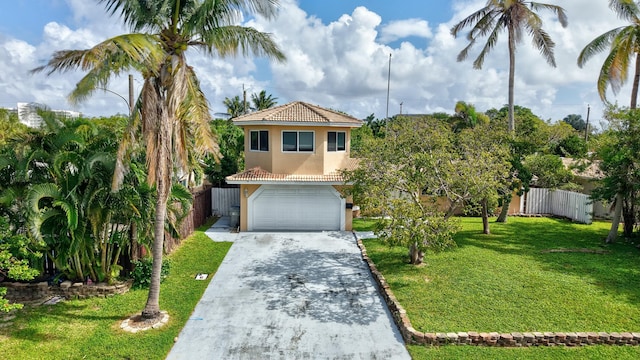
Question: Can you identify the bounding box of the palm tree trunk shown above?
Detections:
[507,26,516,133]
[631,53,640,110]
[142,117,171,320]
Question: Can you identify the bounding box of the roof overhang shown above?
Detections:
[232,121,362,128]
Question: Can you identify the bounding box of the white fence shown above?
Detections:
[524,188,593,224]
[211,187,240,216]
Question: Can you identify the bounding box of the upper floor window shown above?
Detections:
[327,131,346,152]
[250,130,269,151]
[282,131,314,152]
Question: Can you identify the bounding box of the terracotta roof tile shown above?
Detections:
[232,101,362,126]
[561,157,604,180]
[226,162,359,184]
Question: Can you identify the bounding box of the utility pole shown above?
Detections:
[243,84,247,115]
[386,53,391,119]
[399,101,403,115]
[585,104,591,142]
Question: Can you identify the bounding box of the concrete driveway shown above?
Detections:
[167,231,410,360]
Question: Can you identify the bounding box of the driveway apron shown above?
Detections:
[166,231,410,360]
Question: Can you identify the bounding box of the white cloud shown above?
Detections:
[0,0,634,125]
[379,18,432,43]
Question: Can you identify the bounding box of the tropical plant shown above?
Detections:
[223,95,246,118]
[251,90,278,110]
[563,114,587,132]
[451,0,567,132]
[0,216,39,312]
[450,101,489,132]
[33,0,285,321]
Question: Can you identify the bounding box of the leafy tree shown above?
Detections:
[224,95,246,118]
[593,107,640,242]
[344,116,462,265]
[205,119,244,185]
[0,216,38,312]
[34,0,285,321]
[453,124,512,234]
[553,134,588,158]
[451,1,567,132]
[251,90,278,110]
[524,154,576,189]
[563,114,587,131]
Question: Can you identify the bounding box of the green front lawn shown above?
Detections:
[0,220,232,360]
[357,217,640,359]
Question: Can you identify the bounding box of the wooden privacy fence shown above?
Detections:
[164,185,213,253]
[523,188,593,224]
[211,187,240,216]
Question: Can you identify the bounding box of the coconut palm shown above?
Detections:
[34,0,285,321]
[251,90,278,110]
[578,1,640,243]
[223,95,246,118]
[451,0,567,132]
[578,1,640,108]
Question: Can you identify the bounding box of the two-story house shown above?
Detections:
[226,101,362,231]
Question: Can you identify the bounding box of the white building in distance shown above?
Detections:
[17,102,81,128]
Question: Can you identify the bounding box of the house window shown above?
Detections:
[328,131,346,152]
[250,130,269,151]
[282,131,314,152]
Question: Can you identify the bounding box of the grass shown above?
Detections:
[355,216,640,359]
[0,218,232,360]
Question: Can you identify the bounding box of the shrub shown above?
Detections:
[130,257,170,289]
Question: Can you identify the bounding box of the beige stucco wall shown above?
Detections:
[238,184,261,231]
[243,125,353,175]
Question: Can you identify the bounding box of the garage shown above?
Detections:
[248,185,344,231]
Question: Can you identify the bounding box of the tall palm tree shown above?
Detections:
[34,0,285,321]
[451,0,567,132]
[578,1,640,243]
[578,1,640,108]
[251,90,278,110]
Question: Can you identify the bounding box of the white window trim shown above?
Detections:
[281,130,315,153]
[327,131,347,152]
[249,130,269,152]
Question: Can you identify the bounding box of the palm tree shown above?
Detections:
[251,90,278,110]
[451,0,567,132]
[34,0,285,321]
[223,95,246,118]
[578,1,640,108]
[577,1,640,243]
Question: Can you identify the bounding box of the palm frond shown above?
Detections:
[577,27,625,67]
[194,25,285,61]
[608,0,640,23]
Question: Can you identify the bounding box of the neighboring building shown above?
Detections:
[561,157,611,219]
[17,102,81,128]
[226,101,362,231]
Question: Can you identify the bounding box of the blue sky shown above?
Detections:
[0,0,629,125]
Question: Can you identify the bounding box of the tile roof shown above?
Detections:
[232,101,362,126]
[561,157,604,180]
[226,160,359,184]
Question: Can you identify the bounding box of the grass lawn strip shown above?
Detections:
[0,219,232,360]
[355,217,640,359]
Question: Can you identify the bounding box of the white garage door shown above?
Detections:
[249,185,344,231]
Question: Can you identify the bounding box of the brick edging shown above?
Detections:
[355,236,640,347]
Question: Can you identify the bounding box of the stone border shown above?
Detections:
[356,237,640,347]
[3,279,133,303]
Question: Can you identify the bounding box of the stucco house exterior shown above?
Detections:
[226,101,362,231]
